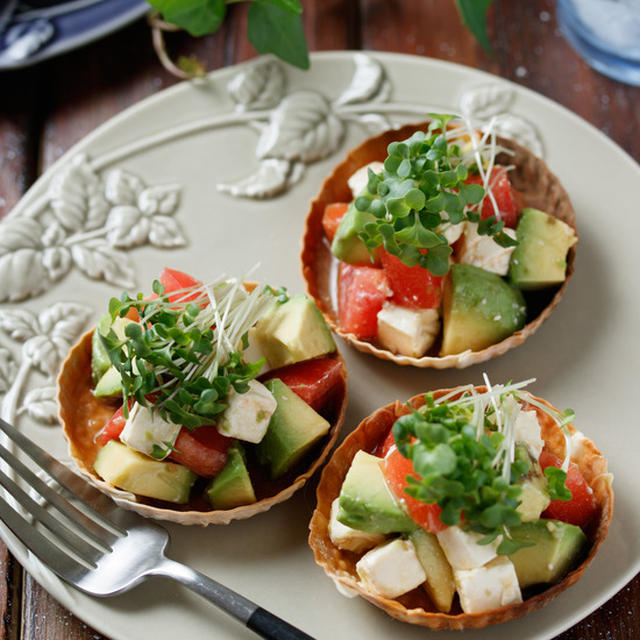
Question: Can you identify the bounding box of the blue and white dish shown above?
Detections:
[0,0,148,69]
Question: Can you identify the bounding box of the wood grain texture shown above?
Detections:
[0,0,637,638]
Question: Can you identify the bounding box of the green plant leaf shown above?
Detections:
[247,2,310,69]
[255,0,302,13]
[455,0,493,53]
[149,0,227,37]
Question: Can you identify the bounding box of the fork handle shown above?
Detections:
[152,557,315,640]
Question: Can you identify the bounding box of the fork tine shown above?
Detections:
[0,465,103,566]
[0,438,118,549]
[0,418,125,535]
[0,492,90,581]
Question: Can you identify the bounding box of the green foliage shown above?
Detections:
[147,0,308,69]
[455,0,493,53]
[355,114,510,276]
[100,281,271,431]
[392,395,540,555]
[151,0,227,37]
[247,1,309,69]
[545,466,573,502]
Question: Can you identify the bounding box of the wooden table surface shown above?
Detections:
[0,0,638,638]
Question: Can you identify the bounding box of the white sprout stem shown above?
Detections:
[515,392,573,471]
[500,396,520,481]
[434,384,475,406]
[483,373,504,435]
[445,378,536,409]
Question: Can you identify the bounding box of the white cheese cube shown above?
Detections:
[454,556,522,614]
[456,224,516,276]
[377,303,440,358]
[218,380,277,443]
[436,221,465,245]
[356,538,426,599]
[241,327,271,375]
[514,409,544,460]
[436,526,498,570]
[119,403,181,459]
[570,429,589,462]
[328,499,386,553]
[347,161,385,198]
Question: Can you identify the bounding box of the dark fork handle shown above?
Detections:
[247,608,314,640]
[152,557,315,640]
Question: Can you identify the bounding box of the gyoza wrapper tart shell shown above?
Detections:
[58,330,347,526]
[308,387,613,630]
[301,122,577,369]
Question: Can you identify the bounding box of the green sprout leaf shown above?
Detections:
[344,114,515,277]
[388,392,549,553]
[545,466,573,501]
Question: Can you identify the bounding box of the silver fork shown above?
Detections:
[0,417,315,640]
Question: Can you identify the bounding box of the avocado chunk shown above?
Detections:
[331,201,380,265]
[337,450,416,535]
[91,314,113,384]
[94,440,196,504]
[252,294,336,369]
[206,443,256,509]
[94,365,123,398]
[508,519,587,588]
[255,378,330,478]
[509,208,577,290]
[91,314,135,385]
[441,264,527,355]
[410,528,456,613]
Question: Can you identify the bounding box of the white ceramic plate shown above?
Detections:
[0,52,637,640]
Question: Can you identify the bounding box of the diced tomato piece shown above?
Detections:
[96,405,127,446]
[380,249,443,309]
[466,167,519,228]
[383,445,446,533]
[539,451,597,529]
[159,268,201,303]
[322,203,349,242]
[338,263,389,340]
[261,357,343,411]
[168,426,233,478]
[124,307,140,322]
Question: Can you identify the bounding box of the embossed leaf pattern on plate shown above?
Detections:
[0,348,16,394]
[20,386,58,424]
[0,303,92,425]
[71,240,136,288]
[227,59,286,110]
[256,91,345,163]
[334,52,388,106]
[0,156,187,303]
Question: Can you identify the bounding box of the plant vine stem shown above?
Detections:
[90,102,451,172]
[63,227,109,246]
[149,12,192,81]
[1,358,30,424]
[90,110,271,171]
[335,102,447,115]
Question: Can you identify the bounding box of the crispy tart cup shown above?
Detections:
[308,387,613,630]
[301,122,578,369]
[58,330,347,526]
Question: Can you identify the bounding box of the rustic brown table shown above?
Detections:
[0,1,638,638]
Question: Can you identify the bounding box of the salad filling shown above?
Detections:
[303,116,577,365]
[59,268,347,522]
[309,378,612,628]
